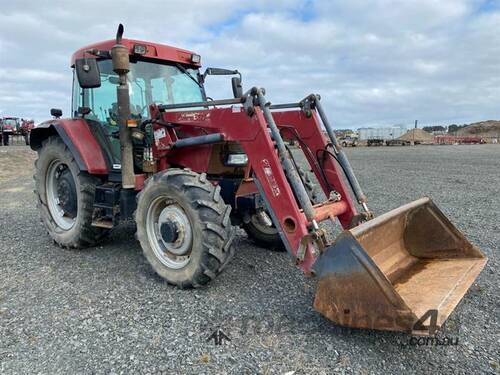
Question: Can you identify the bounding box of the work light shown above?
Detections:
[191,53,201,63]
[133,44,147,55]
[225,153,248,166]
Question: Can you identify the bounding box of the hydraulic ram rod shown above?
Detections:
[255,89,317,226]
[312,95,368,208]
[172,133,224,149]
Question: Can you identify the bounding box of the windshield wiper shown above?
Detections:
[176,63,202,88]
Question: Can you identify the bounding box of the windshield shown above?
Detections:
[4,119,18,126]
[128,60,204,113]
[78,59,204,122]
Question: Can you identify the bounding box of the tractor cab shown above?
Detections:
[69,38,241,170]
[70,39,207,165]
[71,43,206,120]
[1,117,20,134]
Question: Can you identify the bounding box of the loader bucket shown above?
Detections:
[313,197,487,335]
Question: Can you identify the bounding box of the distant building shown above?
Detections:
[358,126,407,141]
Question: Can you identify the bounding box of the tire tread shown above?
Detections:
[136,168,235,288]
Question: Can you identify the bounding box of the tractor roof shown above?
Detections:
[71,38,201,68]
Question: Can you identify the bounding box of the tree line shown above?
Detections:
[422,125,468,133]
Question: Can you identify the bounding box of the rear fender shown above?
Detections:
[30,118,108,175]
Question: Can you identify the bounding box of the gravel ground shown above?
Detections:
[0,145,498,374]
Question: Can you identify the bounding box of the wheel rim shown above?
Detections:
[146,196,192,269]
[45,159,77,230]
[250,212,278,235]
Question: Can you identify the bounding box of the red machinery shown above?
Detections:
[1,117,20,145]
[20,119,35,145]
[30,25,486,335]
[435,135,485,145]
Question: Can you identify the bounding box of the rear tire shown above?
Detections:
[34,136,108,248]
[243,166,319,251]
[135,169,235,288]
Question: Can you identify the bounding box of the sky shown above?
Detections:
[0,0,499,128]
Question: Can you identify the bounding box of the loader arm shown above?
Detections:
[272,109,358,229]
[152,90,370,268]
[153,100,334,272]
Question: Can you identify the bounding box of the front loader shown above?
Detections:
[31,25,486,335]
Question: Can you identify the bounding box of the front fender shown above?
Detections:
[30,118,108,175]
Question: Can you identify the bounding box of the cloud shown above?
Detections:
[0,68,66,82]
[0,0,498,127]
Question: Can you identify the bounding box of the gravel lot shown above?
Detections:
[0,144,498,374]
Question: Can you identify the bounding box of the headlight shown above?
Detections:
[225,153,248,166]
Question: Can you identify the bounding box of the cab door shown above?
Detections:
[72,60,122,169]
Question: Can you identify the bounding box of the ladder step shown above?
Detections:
[92,218,114,229]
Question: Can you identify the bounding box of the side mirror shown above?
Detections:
[204,67,239,76]
[75,58,101,88]
[232,77,243,98]
[50,108,62,118]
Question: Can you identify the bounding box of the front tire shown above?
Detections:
[243,166,319,251]
[34,136,108,248]
[135,169,235,288]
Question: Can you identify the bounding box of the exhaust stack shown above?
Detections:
[111,24,135,189]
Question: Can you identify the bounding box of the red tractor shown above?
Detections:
[1,117,20,145]
[21,119,35,145]
[31,25,486,334]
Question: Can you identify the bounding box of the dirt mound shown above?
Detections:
[0,146,36,183]
[398,129,434,143]
[457,120,500,137]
